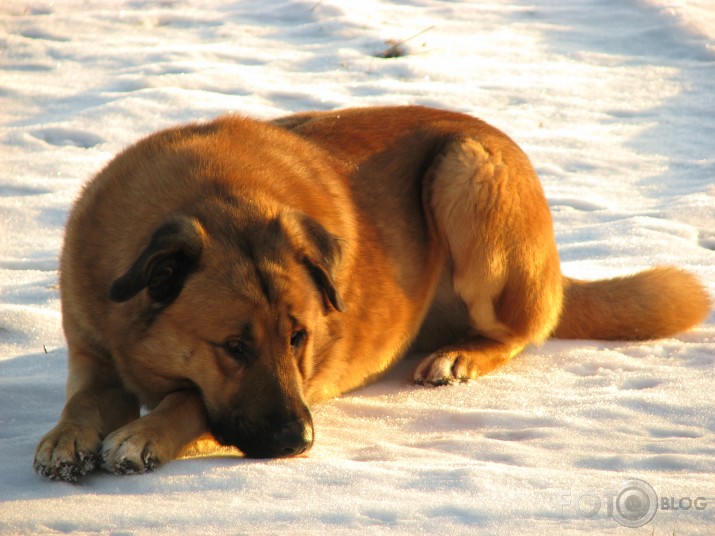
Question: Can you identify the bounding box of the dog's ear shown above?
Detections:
[285,213,344,313]
[109,217,204,305]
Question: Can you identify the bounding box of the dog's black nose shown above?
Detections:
[273,420,313,457]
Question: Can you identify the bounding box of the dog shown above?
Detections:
[34,106,711,481]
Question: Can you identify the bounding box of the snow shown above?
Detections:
[1,0,714,533]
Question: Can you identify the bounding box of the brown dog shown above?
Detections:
[34,106,711,481]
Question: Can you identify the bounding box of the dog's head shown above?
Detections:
[108,199,343,458]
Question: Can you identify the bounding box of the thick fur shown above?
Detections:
[34,106,711,481]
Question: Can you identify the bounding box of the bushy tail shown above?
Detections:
[554,267,711,340]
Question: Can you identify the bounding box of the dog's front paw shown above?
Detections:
[412,351,480,386]
[34,424,102,482]
[101,425,161,475]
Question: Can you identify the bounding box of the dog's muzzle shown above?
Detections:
[210,413,314,459]
[271,420,313,457]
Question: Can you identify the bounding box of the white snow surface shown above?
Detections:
[1,0,714,534]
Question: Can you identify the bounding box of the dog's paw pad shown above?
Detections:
[101,436,161,475]
[412,352,477,386]
[56,461,84,483]
[34,454,98,483]
[34,428,101,482]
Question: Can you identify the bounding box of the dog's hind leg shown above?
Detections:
[414,135,563,385]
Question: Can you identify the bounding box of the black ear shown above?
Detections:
[109,217,204,305]
[290,214,344,313]
[302,257,344,313]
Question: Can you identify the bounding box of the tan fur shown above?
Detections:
[34,106,711,481]
[555,267,711,340]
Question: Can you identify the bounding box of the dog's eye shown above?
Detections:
[222,339,252,363]
[290,329,307,352]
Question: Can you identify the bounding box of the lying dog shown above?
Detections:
[34,106,711,481]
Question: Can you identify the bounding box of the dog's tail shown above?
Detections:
[553,267,711,340]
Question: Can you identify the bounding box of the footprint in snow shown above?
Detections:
[547,197,605,212]
[619,378,662,390]
[20,28,69,42]
[698,231,715,251]
[647,427,702,439]
[31,128,103,149]
[0,185,51,197]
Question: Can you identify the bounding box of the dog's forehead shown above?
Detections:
[193,234,300,316]
[204,249,286,302]
[180,208,318,334]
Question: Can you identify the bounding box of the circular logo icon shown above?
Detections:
[613,479,658,528]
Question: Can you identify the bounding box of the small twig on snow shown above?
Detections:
[375,25,435,58]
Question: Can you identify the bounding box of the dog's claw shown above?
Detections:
[112,458,141,475]
[143,457,158,473]
[417,378,454,387]
[57,461,83,482]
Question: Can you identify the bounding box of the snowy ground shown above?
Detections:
[1,0,714,534]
